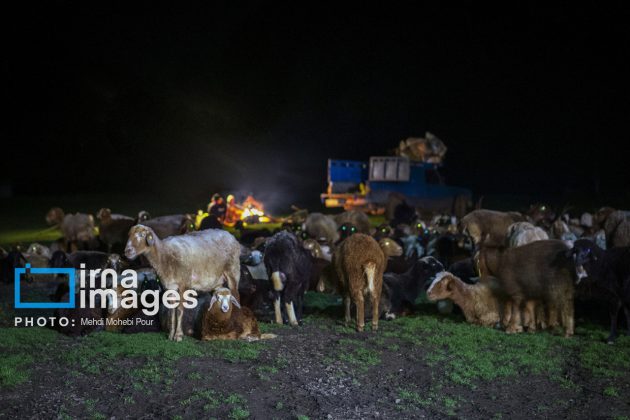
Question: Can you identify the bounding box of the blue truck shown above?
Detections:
[320,156,472,216]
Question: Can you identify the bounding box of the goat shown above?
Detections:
[201,287,276,341]
[263,231,312,326]
[427,272,504,327]
[96,208,135,253]
[124,225,241,341]
[460,209,525,247]
[569,239,630,343]
[479,240,575,336]
[507,222,549,248]
[335,233,386,332]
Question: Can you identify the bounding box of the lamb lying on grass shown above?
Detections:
[427,271,503,327]
[201,288,276,341]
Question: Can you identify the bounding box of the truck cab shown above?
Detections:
[321,157,471,216]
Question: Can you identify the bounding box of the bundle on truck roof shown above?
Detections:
[321,132,471,217]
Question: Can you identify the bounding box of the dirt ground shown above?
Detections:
[1,280,629,420]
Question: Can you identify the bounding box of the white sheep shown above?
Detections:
[124,224,241,341]
[506,222,549,248]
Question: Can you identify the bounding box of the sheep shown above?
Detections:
[49,250,122,273]
[96,208,135,253]
[238,264,272,313]
[158,291,213,338]
[45,207,96,251]
[201,287,276,341]
[303,212,339,245]
[460,209,526,247]
[141,214,195,239]
[382,256,444,317]
[478,240,575,336]
[379,237,413,274]
[334,210,371,234]
[526,203,555,228]
[234,220,273,247]
[124,224,241,341]
[506,222,549,248]
[1,250,28,283]
[603,210,630,248]
[335,233,386,332]
[550,219,578,247]
[337,222,358,243]
[263,231,312,326]
[24,243,52,268]
[136,210,152,223]
[427,272,503,327]
[569,239,630,343]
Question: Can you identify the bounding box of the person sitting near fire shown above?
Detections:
[224,194,243,227]
[208,193,227,223]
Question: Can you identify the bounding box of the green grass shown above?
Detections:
[337,338,380,370]
[386,316,570,387]
[0,355,33,387]
[303,292,341,311]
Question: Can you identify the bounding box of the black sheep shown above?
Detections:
[263,231,312,326]
[1,250,28,284]
[447,257,479,285]
[570,239,630,343]
[383,256,444,316]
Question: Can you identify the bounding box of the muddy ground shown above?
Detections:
[1,280,629,420]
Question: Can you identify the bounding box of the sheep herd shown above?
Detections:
[1,203,629,345]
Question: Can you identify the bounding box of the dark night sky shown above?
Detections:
[6,4,630,208]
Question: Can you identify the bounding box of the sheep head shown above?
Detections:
[96,208,112,222]
[566,239,602,284]
[338,223,357,241]
[179,217,196,234]
[302,239,323,259]
[426,272,456,301]
[379,238,402,258]
[125,225,157,260]
[209,287,240,314]
[46,207,65,225]
[137,210,151,222]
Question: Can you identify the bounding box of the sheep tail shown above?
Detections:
[364,262,377,295]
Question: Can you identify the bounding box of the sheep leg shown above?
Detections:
[174,304,185,342]
[523,301,536,332]
[168,307,176,340]
[371,293,380,332]
[501,300,513,328]
[285,301,298,326]
[273,296,283,324]
[561,299,574,338]
[344,296,351,327]
[354,294,365,332]
[606,300,622,343]
[506,298,523,333]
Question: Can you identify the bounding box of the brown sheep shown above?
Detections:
[201,288,276,341]
[478,240,575,337]
[427,272,503,327]
[460,209,525,246]
[335,233,386,332]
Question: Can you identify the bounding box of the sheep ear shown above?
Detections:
[209,295,217,311]
[230,295,241,309]
[146,233,155,246]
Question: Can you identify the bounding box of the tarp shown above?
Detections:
[395,132,447,163]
